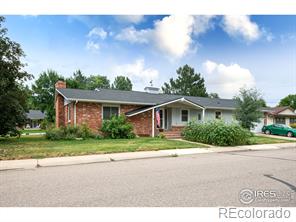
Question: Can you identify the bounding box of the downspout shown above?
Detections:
[202,108,206,122]
[152,108,155,137]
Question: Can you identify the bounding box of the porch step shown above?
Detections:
[162,132,182,139]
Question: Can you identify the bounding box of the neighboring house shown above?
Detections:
[54,81,295,137]
[25,110,45,128]
[251,106,296,133]
[262,106,296,125]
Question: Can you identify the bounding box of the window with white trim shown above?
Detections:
[68,104,71,122]
[103,106,119,120]
[198,113,201,121]
[215,111,222,119]
[181,110,189,122]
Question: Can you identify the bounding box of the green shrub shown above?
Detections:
[290,123,296,129]
[45,128,64,140]
[45,124,95,140]
[101,115,135,139]
[182,120,252,146]
[40,119,54,130]
[157,133,166,139]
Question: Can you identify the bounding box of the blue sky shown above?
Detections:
[4,15,296,106]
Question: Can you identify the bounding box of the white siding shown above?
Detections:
[204,109,235,123]
[171,108,235,126]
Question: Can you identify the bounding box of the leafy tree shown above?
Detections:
[66,69,88,89]
[234,88,263,130]
[279,94,296,110]
[162,64,208,97]
[112,76,132,91]
[86,75,110,90]
[209,93,219,99]
[0,16,32,136]
[258,98,267,108]
[32,70,64,122]
[23,85,37,109]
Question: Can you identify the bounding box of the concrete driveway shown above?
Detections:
[257,132,296,141]
[1,147,296,207]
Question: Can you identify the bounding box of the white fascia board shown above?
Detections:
[66,98,155,106]
[206,107,236,110]
[126,98,205,117]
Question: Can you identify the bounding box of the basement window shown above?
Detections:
[103,106,119,120]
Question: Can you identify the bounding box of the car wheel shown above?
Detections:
[287,132,293,137]
[265,130,271,135]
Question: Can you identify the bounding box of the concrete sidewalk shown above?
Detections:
[0,142,295,171]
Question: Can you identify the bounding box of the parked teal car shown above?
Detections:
[262,124,296,137]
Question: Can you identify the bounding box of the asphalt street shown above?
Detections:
[1,148,296,207]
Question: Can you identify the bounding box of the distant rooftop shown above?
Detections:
[26,110,45,120]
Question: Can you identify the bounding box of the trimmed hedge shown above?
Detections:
[182,120,252,146]
[101,115,135,139]
[46,124,96,140]
[290,123,296,129]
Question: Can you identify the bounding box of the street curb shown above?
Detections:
[0,143,295,171]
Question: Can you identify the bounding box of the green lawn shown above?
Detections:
[21,129,45,134]
[0,136,207,160]
[248,135,295,145]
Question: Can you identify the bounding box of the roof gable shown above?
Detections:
[264,106,296,116]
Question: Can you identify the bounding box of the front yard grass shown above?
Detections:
[21,129,45,134]
[0,136,207,160]
[248,135,295,145]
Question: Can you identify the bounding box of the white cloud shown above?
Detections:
[115,15,145,24]
[153,15,195,58]
[86,40,100,53]
[87,27,107,40]
[192,15,216,36]
[115,15,214,59]
[203,60,256,98]
[114,59,159,87]
[221,15,261,42]
[115,26,152,43]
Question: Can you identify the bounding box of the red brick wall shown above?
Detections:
[76,102,102,132]
[55,81,66,128]
[121,104,156,136]
[55,94,65,128]
[55,98,156,136]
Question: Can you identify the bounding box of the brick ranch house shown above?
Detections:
[55,81,296,137]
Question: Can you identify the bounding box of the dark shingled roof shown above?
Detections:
[26,110,45,120]
[56,88,237,109]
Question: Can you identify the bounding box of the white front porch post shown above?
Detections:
[152,108,155,137]
[202,108,205,122]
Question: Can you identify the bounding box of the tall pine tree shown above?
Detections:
[162,64,208,97]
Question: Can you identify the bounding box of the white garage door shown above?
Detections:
[251,118,264,133]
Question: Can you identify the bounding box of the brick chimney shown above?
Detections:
[55,80,66,89]
[55,81,66,128]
